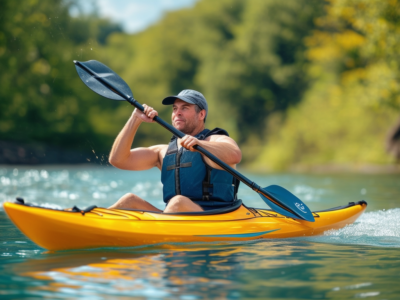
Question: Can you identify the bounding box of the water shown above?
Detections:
[1,165,400,299]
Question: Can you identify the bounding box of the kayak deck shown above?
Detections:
[3,200,367,251]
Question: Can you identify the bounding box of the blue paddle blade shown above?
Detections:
[259,185,315,222]
[258,192,301,220]
[74,60,133,101]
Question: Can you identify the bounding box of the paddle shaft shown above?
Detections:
[75,61,263,193]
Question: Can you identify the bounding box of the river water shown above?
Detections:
[0,165,399,299]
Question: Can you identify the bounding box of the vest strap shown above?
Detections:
[202,163,213,201]
[166,138,179,155]
[166,162,192,171]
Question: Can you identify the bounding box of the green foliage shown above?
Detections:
[256,0,400,171]
[200,0,324,143]
[0,0,123,154]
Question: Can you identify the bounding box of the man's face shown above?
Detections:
[172,99,204,134]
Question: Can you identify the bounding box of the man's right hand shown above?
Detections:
[133,104,158,123]
[110,103,165,170]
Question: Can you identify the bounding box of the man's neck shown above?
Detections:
[188,126,206,137]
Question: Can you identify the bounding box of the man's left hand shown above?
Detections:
[180,135,201,152]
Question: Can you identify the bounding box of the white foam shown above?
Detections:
[326,208,400,238]
[304,208,400,247]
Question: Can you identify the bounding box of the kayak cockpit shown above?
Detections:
[122,200,243,215]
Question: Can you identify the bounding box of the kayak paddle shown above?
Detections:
[73,60,315,222]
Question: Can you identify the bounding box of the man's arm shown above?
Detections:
[109,105,164,171]
[180,135,242,169]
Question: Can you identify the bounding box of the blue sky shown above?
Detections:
[70,0,198,34]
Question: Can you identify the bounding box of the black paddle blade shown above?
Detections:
[259,185,315,222]
[74,60,133,101]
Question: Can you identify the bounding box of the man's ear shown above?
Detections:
[199,109,206,122]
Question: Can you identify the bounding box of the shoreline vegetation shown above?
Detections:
[1,139,399,174]
[0,141,104,165]
[1,0,400,172]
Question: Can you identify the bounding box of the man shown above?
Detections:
[108,89,242,213]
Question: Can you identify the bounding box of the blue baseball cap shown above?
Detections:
[162,89,208,121]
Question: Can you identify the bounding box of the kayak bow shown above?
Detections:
[3,200,367,251]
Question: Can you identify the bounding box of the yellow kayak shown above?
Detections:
[3,200,367,251]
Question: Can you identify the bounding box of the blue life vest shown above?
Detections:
[161,128,239,207]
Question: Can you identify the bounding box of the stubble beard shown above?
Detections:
[174,119,199,135]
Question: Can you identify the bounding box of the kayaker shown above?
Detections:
[108,89,242,213]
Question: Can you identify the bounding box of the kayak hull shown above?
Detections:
[3,201,367,251]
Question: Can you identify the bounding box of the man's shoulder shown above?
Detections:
[149,144,168,157]
[149,144,168,152]
[206,134,235,142]
[205,127,229,138]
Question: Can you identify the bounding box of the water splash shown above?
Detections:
[304,208,400,248]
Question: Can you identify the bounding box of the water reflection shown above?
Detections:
[16,245,246,299]
[5,241,398,299]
